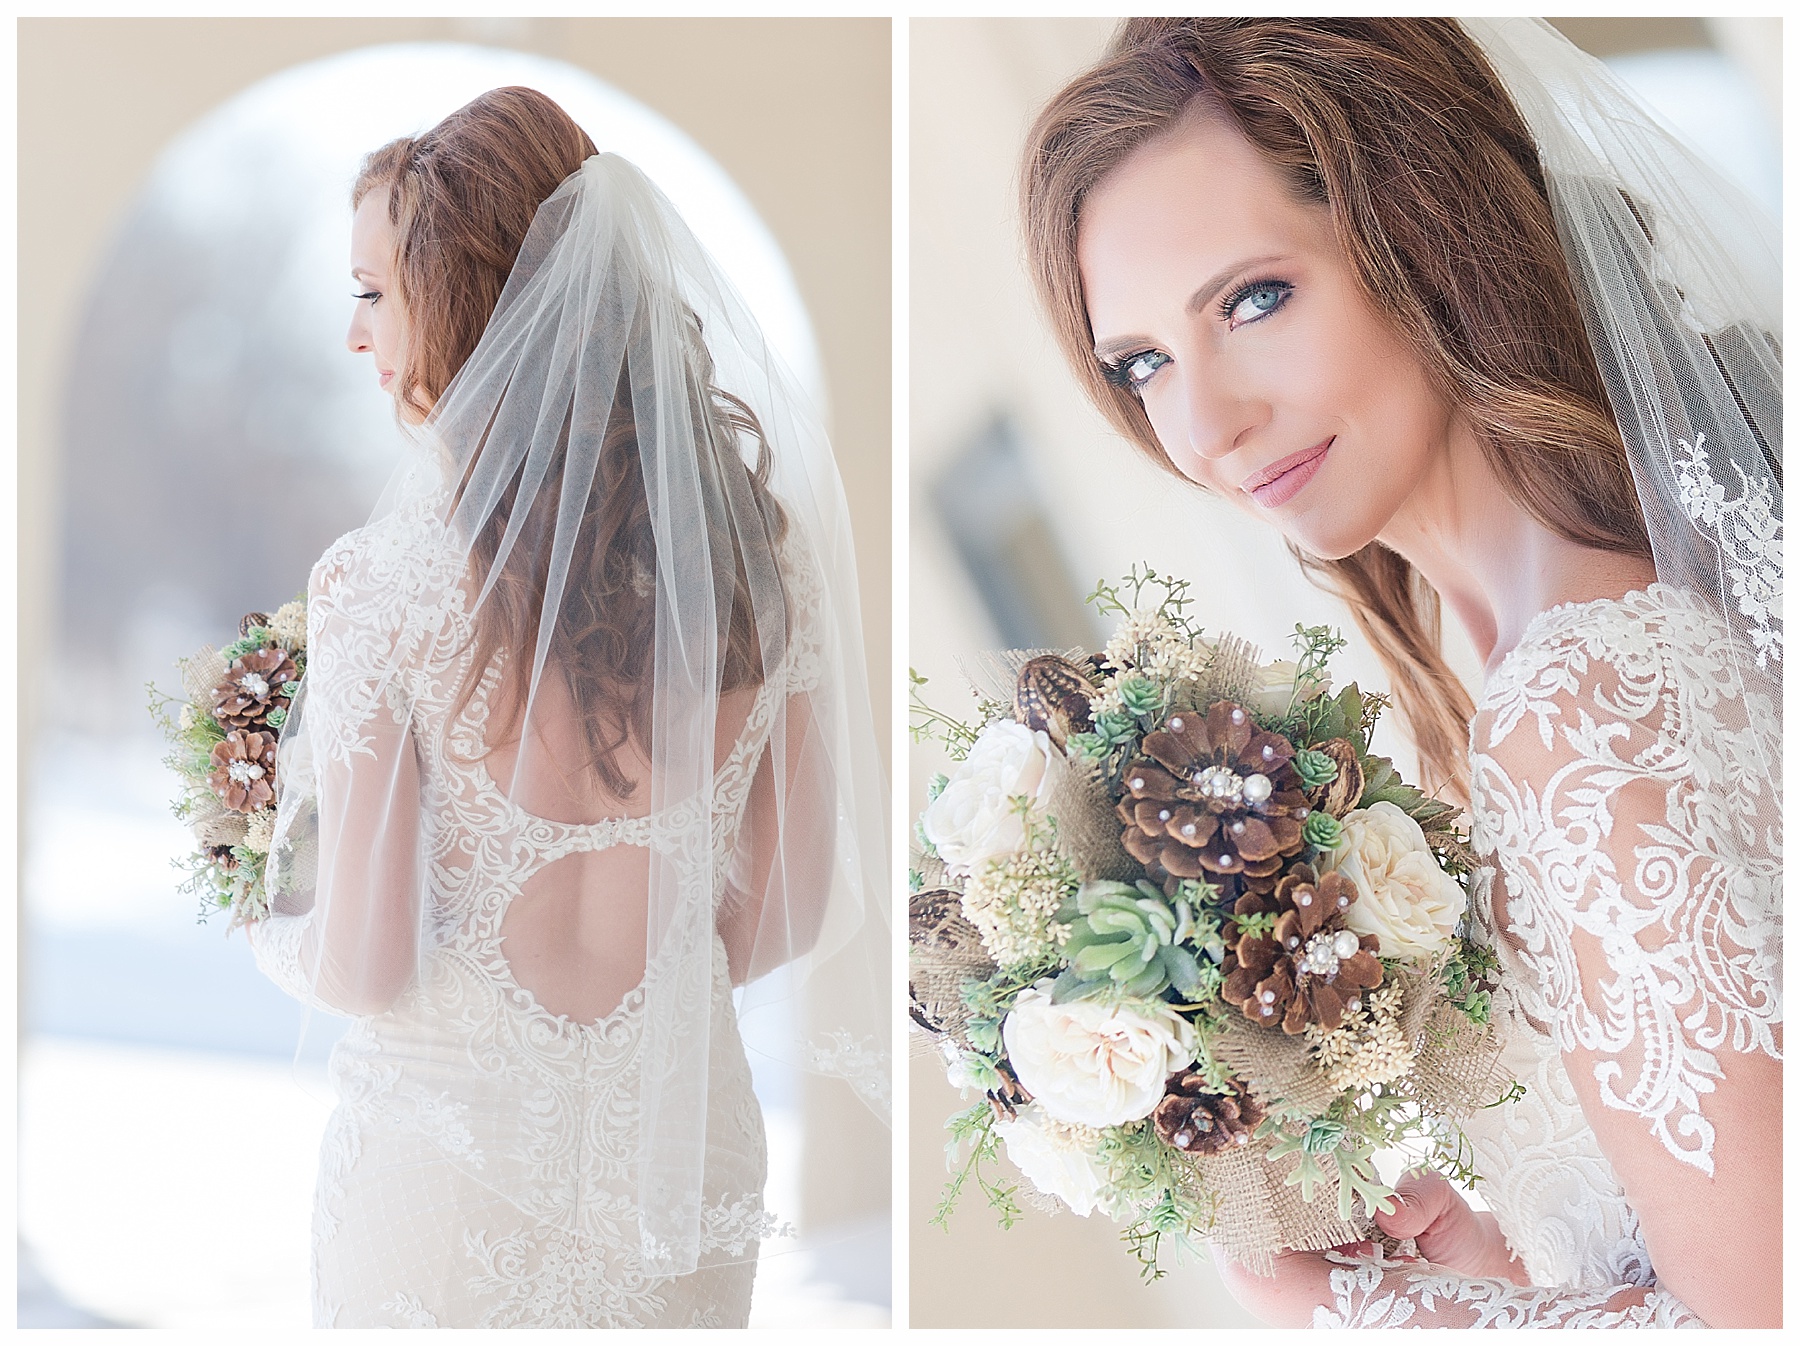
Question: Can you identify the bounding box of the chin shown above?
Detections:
[1281,518,1379,563]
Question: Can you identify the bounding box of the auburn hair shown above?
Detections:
[354,87,787,798]
[1020,18,1653,804]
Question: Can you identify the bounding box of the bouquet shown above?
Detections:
[149,599,307,926]
[910,568,1508,1276]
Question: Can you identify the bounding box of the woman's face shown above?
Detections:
[1077,107,1459,560]
[346,188,408,399]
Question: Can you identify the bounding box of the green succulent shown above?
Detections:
[1117,672,1163,718]
[1093,709,1139,746]
[1292,747,1340,790]
[1302,810,1344,850]
[1053,879,1207,1002]
[1066,731,1110,761]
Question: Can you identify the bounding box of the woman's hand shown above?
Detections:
[1375,1169,1529,1284]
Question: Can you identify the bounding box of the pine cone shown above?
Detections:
[1221,863,1383,1034]
[1152,1072,1265,1153]
[1014,654,1096,750]
[1310,739,1366,818]
[209,729,277,813]
[212,647,298,729]
[1117,701,1310,881]
[987,1060,1033,1122]
[204,843,241,873]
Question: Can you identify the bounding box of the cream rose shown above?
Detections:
[995,1106,1112,1218]
[1002,982,1196,1128]
[1248,659,1331,719]
[1323,800,1465,962]
[921,721,1054,875]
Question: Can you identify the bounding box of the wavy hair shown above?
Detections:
[354,87,786,798]
[1020,18,1652,802]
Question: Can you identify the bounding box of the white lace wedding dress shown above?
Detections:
[250,501,809,1327]
[1320,585,1782,1327]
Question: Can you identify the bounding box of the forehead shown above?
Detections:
[350,188,396,272]
[1076,110,1324,321]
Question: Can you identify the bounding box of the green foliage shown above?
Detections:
[1086,564,1205,645]
[1441,939,1501,1026]
[1232,910,1277,941]
[908,669,980,760]
[1262,1113,1396,1222]
[1097,1121,1217,1282]
[934,1103,1022,1233]
[925,772,950,802]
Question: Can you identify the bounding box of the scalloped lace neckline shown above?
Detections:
[1489,582,1680,691]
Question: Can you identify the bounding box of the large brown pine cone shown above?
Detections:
[212,647,298,730]
[1152,1072,1265,1153]
[1117,701,1310,881]
[1220,863,1382,1034]
[209,729,277,813]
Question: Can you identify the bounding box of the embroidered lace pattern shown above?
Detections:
[1321,585,1778,1326]
[252,500,824,1327]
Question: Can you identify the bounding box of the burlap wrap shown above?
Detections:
[1038,750,1136,883]
[908,887,996,1049]
[181,646,229,704]
[1196,966,1512,1270]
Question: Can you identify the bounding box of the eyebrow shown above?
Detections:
[1091,252,1291,360]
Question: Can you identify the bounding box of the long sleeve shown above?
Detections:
[1455,588,1782,1327]
[247,512,442,1017]
[1312,1254,1700,1327]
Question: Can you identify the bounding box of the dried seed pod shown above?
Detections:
[1014,654,1097,750]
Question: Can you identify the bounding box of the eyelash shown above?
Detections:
[1099,277,1296,391]
[1217,276,1293,327]
[353,290,381,305]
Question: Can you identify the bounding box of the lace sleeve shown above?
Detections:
[1465,592,1782,1325]
[1312,1253,1700,1327]
[246,516,442,1016]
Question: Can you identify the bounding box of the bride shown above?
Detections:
[246,87,888,1327]
[1020,18,1779,1328]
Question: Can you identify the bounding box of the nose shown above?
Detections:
[346,306,371,356]
[1173,360,1263,467]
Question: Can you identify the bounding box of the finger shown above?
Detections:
[1373,1169,1453,1239]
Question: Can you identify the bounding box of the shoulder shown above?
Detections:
[1472,584,1752,762]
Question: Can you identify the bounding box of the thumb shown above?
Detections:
[1373,1169,1453,1241]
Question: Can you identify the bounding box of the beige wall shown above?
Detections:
[16,15,891,1236]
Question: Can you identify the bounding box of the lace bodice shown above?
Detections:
[1320,585,1781,1328]
[249,497,822,1326]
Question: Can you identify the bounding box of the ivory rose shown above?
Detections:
[1324,800,1465,962]
[1002,982,1196,1128]
[921,721,1054,875]
[995,1106,1112,1217]
[1248,659,1331,719]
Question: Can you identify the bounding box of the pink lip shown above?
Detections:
[378,369,395,388]
[1243,438,1332,509]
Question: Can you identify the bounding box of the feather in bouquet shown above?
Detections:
[910,567,1510,1277]
[148,600,307,926]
